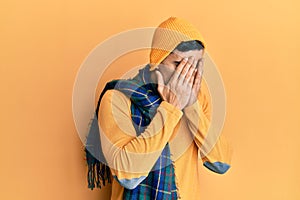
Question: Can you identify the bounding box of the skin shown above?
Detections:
[150,49,204,110]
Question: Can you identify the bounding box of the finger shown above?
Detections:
[155,70,165,94]
[192,59,204,95]
[198,68,203,87]
[170,57,188,82]
[197,60,204,71]
[188,70,197,96]
[189,68,197,86]
[184,59,198,84]
[190,71,198,100]
[192,68,202,92]
[178,57,194,85]
[178,56,194,84]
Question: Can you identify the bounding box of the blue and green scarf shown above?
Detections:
[85,64,178,199]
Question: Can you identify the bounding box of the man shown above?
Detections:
[85,16,232,200]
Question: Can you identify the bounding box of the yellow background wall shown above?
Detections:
[1,0,299,199]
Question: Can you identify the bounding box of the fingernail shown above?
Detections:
[183,57,188,61]
[187,57,194,64]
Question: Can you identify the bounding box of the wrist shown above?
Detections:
[184,99,199,112]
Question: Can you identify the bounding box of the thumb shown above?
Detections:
[155,70,165,85]
[155,70,165,93]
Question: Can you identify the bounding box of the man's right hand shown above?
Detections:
[156,57,198,110]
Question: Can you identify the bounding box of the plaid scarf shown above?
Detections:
[85,64,178,199]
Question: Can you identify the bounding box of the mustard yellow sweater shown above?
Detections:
[98,82,232,199]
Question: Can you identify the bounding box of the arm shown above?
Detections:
[183,85,232,174]
[98,89,182,189]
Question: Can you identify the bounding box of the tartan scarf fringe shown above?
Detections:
[84,114,112,190]
[85,148,112,190]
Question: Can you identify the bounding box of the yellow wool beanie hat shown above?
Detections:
[149,16,206,70]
